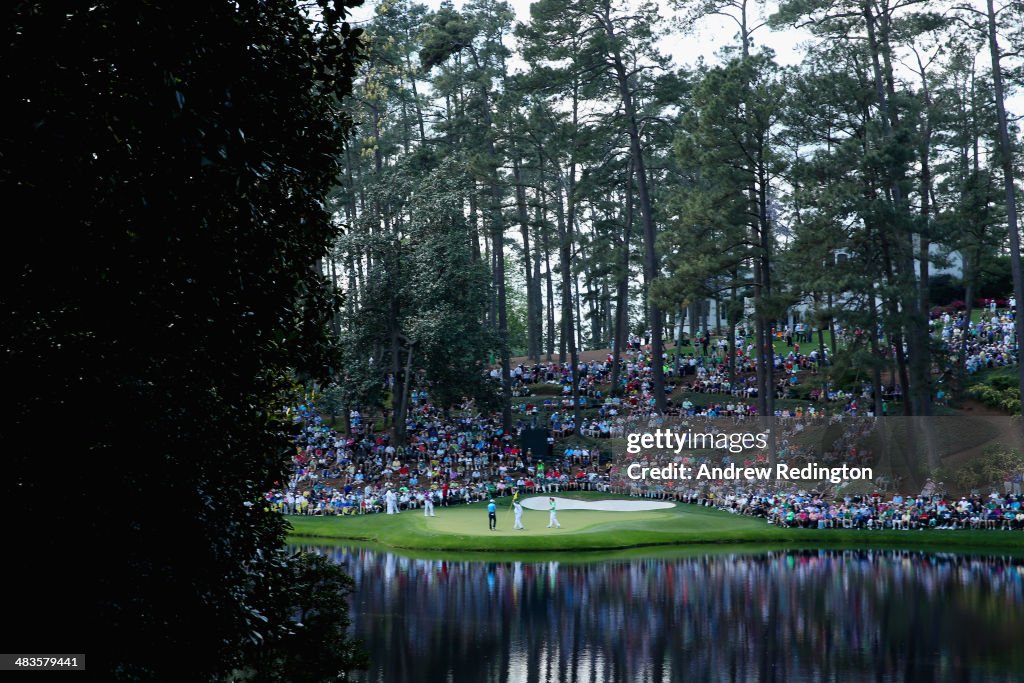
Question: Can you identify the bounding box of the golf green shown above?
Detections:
[285,493,1024,553]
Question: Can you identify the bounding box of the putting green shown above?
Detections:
[425,503,672,537]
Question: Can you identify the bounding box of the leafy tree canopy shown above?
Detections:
[3,0,365,679]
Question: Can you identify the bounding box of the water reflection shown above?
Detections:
[305,545,1024,683]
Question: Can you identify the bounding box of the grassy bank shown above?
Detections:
[286,493,1024,555]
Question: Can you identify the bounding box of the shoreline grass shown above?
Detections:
[287,538,1024,565]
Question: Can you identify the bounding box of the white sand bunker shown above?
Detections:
[521,497,674,512]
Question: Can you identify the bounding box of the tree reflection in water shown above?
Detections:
[303,546,1024,683]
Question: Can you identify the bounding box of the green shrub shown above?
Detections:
[787,383,817,401]
[967,383,1021,415]
[937,444,1024,493]
[826,367,865,392]
[990,375,1016,391]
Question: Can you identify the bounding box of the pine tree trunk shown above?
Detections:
[514,158,539,361]
[404,51,427,146]
[986,0,1024,409]
[393,341,414,446]
[554,175,580,430]
[555,180,570,370]
[469,190,481,263]
[728,278,738,389]
[611,166,634,397]
[542,213,556,361]
[870,283,884,416]
[609,42,665,413]
[532,190,545,361]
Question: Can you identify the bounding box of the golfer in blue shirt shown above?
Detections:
[488,499,497,530]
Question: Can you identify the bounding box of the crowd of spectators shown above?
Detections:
[265,403,611,516]
[709,487,1024,530]
[933,306,1018,374]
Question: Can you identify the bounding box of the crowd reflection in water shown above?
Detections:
[305,546,1024,683]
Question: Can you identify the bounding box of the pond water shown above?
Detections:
[302,545,1024,683]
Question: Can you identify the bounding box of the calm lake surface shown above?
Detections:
[303,545,1024,683]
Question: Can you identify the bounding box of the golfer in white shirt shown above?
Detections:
[513,499,525,529]
[547,497,561,528]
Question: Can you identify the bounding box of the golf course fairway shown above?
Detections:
[285,492,1024,554]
